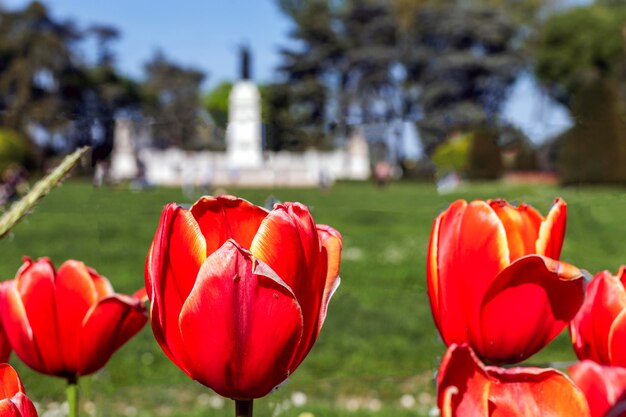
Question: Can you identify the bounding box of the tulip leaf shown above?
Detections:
[0,146,90,240]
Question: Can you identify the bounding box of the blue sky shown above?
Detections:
[3,0,293,89]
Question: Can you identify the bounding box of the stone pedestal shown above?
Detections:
[226,81,263,169]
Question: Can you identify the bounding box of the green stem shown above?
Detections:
[0,146,90,240]
[66,376,79,417]
[235,399,253,417]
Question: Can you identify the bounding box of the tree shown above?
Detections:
[143,52,205,148]
[0,2,84,135]
[275,0,523,158]
[404,4,523,152]
[534,3,626,184]
[202,81,232,129]
[534,4,626,103]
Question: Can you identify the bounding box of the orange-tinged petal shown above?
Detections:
[536,198,567,259]
[87,267,114,298]
[488,199,542,261]
[179,240,303,399]
[479,255,585,364]
[0,400,21,417]
[427,211,443,333]
[133,287,148,302]
[0,365,38,417]
[487,365,590,417]
[55,260,99,374]
[569,361,626,417]
[145,203,205,375]
[0,364,23,399]
[316,224,342,333]
[250,202,325,371]
[434,200,510,347]
[438,344,590,417]
[190,195,268,253]
[79,295,147,375]
[0,282,43,373]
[437,344,490,416]
[618,266,626,288]
[14,258,64,375]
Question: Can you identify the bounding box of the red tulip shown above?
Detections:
[0,257,147,379]
[427,198,585,364]
[438,344,590,417]
[145,195,342,399]
[570,267,626,366]
[0,364,38,417]
[0,322,10,364]
[569,360,626,417]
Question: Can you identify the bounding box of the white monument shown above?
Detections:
[226,81,263,169]
[109,46,371,187]
[226,46,263,170]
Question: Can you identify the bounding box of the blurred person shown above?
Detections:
[0,164,28,205]
[374,160,391,187]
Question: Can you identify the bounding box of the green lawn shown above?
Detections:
[0,180,623,416]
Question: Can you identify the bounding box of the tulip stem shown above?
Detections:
[235,399,253,417]
[66,377,79,417]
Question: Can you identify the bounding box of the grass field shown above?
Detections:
[0,180,624,416]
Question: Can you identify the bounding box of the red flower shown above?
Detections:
[0,321,10,364]
[438,344,590,417]
[569,360,626,417]
[0,257,147,379]
[570,267,626,366]
[427,198,585,364]
[0,364,38,417]
[145,195,342,399]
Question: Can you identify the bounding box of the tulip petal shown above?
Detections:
[487,365,590,417]
[569,360,626,417]
[316,225,342,332]
[619,266,626,291]
[146,203,205,375]
[572,271,626,364]
[79,295,147,375]
[427,210,443,332]
[14,258,64,375]
[250,202,325,371]
[0,400,21,417]
[433,200,509,346]
[488,200,542,261]
[11,393,38,417]
[437,344,490,416]
[438,344,590,417]
[0,365,36,417]
[479,255,585,363]
[0,282,44,373]
[610,310,626,367]
[87,267,114,298]
[179,241,304,399]
[570,271,616,364]
[606,402,626,417]
[0,364,23,399]
[0,322,11,364]
[536,198,567,259]
[55,260,99,374]
[190,195,268,253]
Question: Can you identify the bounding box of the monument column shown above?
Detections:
[226,45,263,170]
